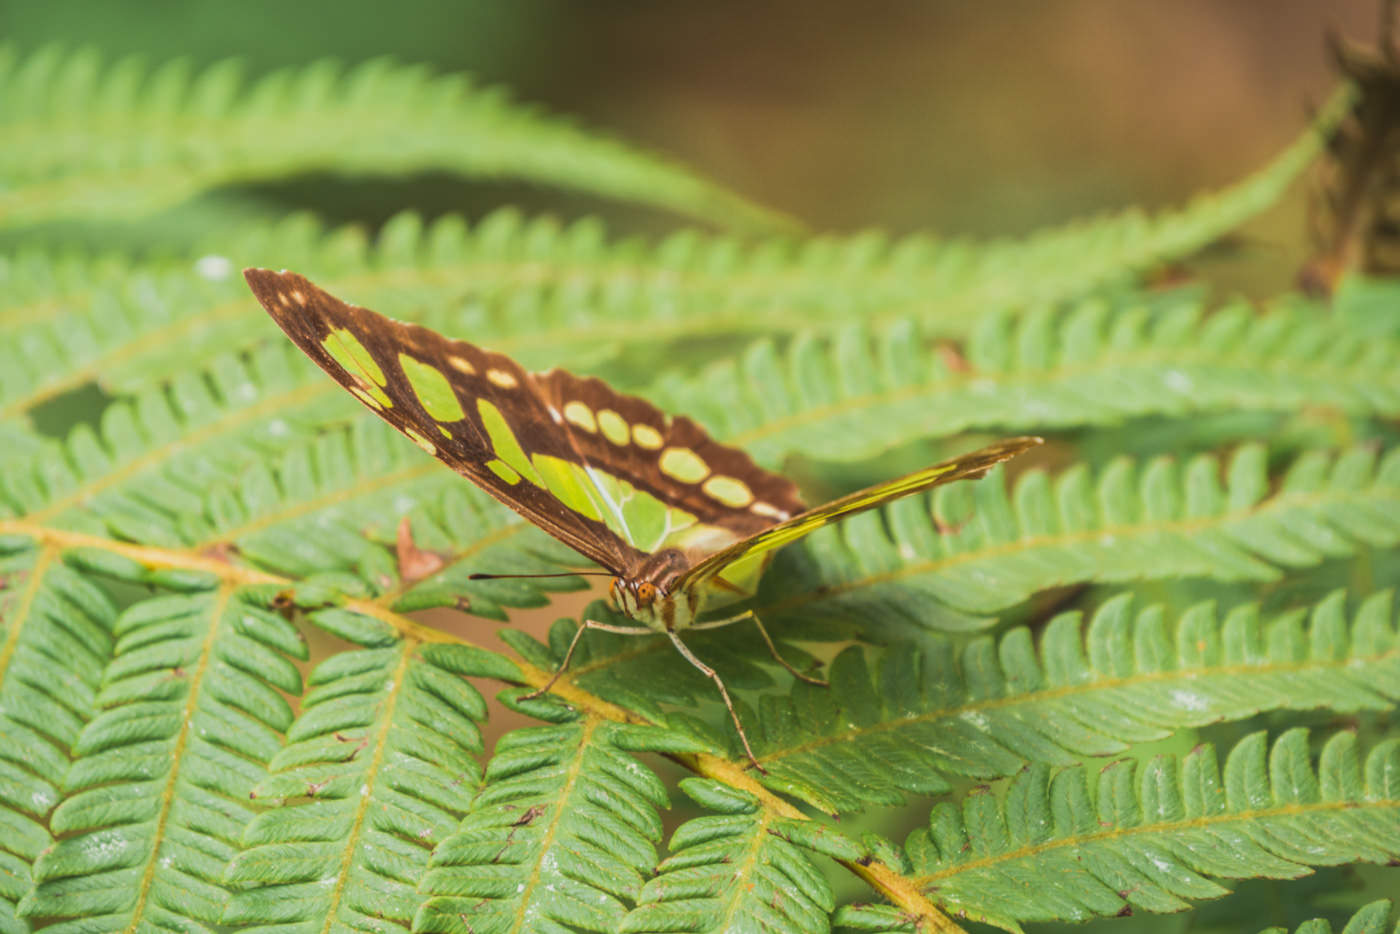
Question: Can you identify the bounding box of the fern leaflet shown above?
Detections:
[0,541,116,931]
[223,634,493,932]
[620,778,835,934]
[17,585,307,929]
[654,295,1400,467]
[904,729,1400,929]
[416,711,687,934]
[745,588,1399,811]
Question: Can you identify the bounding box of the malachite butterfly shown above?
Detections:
[245,268,1041,768]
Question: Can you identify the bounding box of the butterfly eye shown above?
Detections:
[636,582,656,604]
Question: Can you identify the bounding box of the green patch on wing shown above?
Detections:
[477,399,544,486]
[399,353,467,422]
[323,328,391,406]
[472,395,741,555]
[531,452,734,555]
[533,455,605,523]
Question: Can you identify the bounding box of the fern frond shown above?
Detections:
[1260,900,1397,934]
[902,729,1400,929]
[222,634,497,932]
[0,339,363,536]
[0,78,1349,420]
[753,443,1399,625]
[0,213,343,424]
[17,585,306,929]
[415,711,680,934]
[0,539,116,930]
[744,588,1398,811]
[0,45,785,232]
[655,294,1400,467]
[620,778,835,934]
[833,898,1400,934]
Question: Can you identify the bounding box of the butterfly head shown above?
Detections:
[608,578,659,613]
[607,549,691,629]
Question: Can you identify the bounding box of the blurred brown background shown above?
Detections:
[1,0,1375,238]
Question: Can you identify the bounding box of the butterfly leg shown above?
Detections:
[748,613,828,687]
[665,630,766,773]
[522,618,655,700]
[688,612,827,687]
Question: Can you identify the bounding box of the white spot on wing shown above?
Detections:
[487,368,518,388]
[751,501,790,520]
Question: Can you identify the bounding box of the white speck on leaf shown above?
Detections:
[1168,689,1209,712]
[1164,369,1193,392]
[194,254,233,280]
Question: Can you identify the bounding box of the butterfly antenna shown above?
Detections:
[467,570,614,581]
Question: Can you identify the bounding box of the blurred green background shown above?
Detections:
[1,0,1373,244]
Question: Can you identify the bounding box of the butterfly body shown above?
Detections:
[245,267,1040,768]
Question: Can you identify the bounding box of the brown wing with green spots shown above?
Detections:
[244,268,802,575]
[533,369,804,537]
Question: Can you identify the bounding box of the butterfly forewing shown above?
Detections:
[677,436,1044,596]
[244,269,803,577]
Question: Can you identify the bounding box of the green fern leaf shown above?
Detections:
[415,712,680,934]
[0,90,1355,423]
[16,585,307,929]
[1262,900,1397,934]
[654,295,1400,467]
[0,341,361,539]
[832,899,1400,934]
[0,540,116,932]
[222,636,494,931]
[752,443,1399,626]
[0,46,785,232]
[620,778,835,934]
[743,588,1398,811]
[830,903,918,934]
[903,729,1400,928]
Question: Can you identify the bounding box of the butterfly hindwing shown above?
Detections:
[534,369,803,541]
[244,268,804,576]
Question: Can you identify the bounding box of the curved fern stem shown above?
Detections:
[0,519,953,927]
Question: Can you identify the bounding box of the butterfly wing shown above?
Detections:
[675,436,1043,595]
[245,269,804,576]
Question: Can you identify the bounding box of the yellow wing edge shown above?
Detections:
[677,436,1044,589]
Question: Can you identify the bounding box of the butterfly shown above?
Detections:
[245,268,1041,769]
